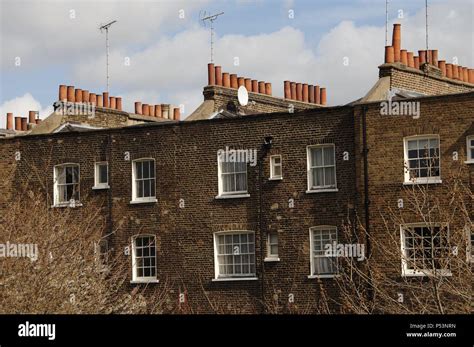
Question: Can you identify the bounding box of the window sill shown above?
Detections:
[403,179,442,185]
[307,274,339,279]
[306,188,338,194]
[51,202,83,208]
[212,277,258,282]
[268,177,283,181]
[464,160,474,165]
[130,279,160,284]
[264,257,280,262]
[402,270,452,277]
[129,198,158,204]
[92,185,110,190]
[215,194,250,200]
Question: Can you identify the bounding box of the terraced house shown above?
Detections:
[1,25,473,313]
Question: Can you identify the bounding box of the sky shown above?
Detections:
[0,0,473,126]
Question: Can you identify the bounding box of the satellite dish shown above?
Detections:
[237,86,249,106]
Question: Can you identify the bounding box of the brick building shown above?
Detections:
[0,24,473,313]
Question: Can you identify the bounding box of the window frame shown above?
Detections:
[309,226,338,278]
[212,230,257,281]
[131,234,159,283]
[53,163,81,207]
[403,135,442,184]
[400,223,452,277]
[216,153,250,199]
[269,155,283,180]
[265,232,280,262]
[306,144,338,193]
[466,135,474,164]
[93,161,109,189]
[131,158,157,204]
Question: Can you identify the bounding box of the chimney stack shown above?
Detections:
[230,74,238,89]
[28,111,36,124]
[21,117,27,131]
[6,113,13,130]
[284,81,291,99]
[407,52,414,68]
[290,82,296,100]
[208,63,215,85]
[385,46,394,64]
[215,66,222,86]
[258,81,266,94]
[223,73,230,87]
[252,80,258,93]
[400,50,408,65]
[67,86,75,102]
[469,69,474,84]
[173,107,181,120]
[116,97,123,111]
[82,90,90,103]
[238,77,245,87]
[418,50,426,65]
[438,61,446,76]
[392,24,401,62]
[245,78,252,92]
[89,93,97,105]
[155,104,162,117]
[308,85,315,103]
[432,50,438,66]
[102,92,109,107]
[75,88,83,103]
[96,94,103,107]
[446,64,453,78]
[452,65,459,80]
[314,86,321,104]
[296,83,303,101]
[414,56,420,69]
[162,104,170,119]
[320,88,327,105]
[302,84,309,102]
[135,102,142,115]
[59,85,67,101]
[142,104,150,116]
[265,83,272,95]
[14,117,21,131]
[110,97,116,109]
[463,67,468,82]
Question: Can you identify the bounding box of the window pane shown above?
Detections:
[273,165,282,177]
[273,156,281,164]
[222,174,235,193]
[235,173,247,191]
[137,180,144,198]
[99,164,108,184]
[143,161,150,179]
[144,180,151,197]
[323,147,334,165]
[311,148,322,167]
[324,167,335,186]
[136,162,143,179]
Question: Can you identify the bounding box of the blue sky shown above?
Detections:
[0,0,472,125]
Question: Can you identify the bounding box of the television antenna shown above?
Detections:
[99,20,117,93]
[200,11,224,63]
[425,0,429,50]
[385,0,389,46]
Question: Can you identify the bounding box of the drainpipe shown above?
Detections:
[361,105,374,303]
[258,136,273,313]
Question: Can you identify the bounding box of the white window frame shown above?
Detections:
[93,161,109,189]
[53,163,81,207]
[269,155,283,180]
[466,135,474,164]
[216,153,250,199]
[131,158,157,204]
[467,224,474,263]
[403,135,442,184]
[309,226,338,278]
[131,234,159,283]
[265,232,280,262]
[212,230,257,281]
[400,223,452,277]
[306,144,338,193]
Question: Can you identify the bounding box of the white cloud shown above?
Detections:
[0,93,53,128]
